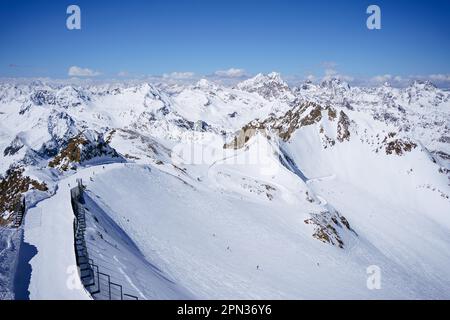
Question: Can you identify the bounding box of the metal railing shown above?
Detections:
[71,179,138,300]
[13,197,26,228]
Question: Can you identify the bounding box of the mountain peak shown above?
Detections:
[410,80,437,91]
[267,71,283,81]
[320,77,351,91]
[236,72,292,101]
[194,78,216,90]
[238,72,286,88]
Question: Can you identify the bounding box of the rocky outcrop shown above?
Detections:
[49,132,122,171]
[337,111,351,142]
[304,210,354,249]
[236,72,293,101]
[382,132,417,156]
[0,167,47,225]
[224,101,346,148]
[3,136,25,157]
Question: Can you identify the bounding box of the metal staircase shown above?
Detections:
[13,197,26,228]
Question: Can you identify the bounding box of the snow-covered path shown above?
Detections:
[23,168,99,299]
[23,163,191,299]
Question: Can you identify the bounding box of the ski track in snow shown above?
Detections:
[113,255,147,299]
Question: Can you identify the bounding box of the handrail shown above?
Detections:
[13,197,26,228]
[71,179,139,300]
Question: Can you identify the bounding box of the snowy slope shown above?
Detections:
[0,227,21,299]
[83,147,449,299]
[0,74,449,299]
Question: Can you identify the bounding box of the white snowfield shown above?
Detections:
[24,164,191,299]
[1,73,450,299]
[24,172,91,300]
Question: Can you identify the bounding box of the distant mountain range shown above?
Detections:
[0,73,449,299]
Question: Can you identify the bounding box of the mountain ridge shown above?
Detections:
[0,73,449,299]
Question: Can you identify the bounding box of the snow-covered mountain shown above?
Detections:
[0,74,449,299]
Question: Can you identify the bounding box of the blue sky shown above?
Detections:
[0,0,449,84]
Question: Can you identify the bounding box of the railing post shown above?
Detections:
[108,277,112,300]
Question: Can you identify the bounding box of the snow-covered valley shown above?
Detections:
[0,73,449,299]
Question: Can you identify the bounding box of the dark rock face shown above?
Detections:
[337,111,351,142]
[48,132,122,171]
[0,167,48,225]
[224,101,346,148]
[237,73,292,101]
[385,139,417,156]
[30,90,56,106]
[4,136,24,157]
[304,210,354,249]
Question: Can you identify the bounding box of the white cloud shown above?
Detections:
[372,74,393,83]
[338,74,354,82]
[322,68,353,82]
[117,71,129,77]
[68,66,101,77]
[368,74,450,87]
[429,74,450,81]
[214,68,246,78]
[368,74,405,87]
[162,72,195,80]
[321,61,338,69]
[324,68,338,78]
